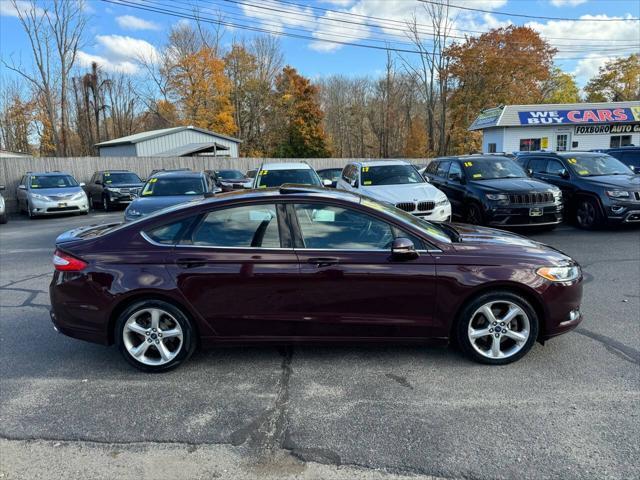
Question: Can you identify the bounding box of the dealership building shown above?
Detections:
[469,101,640,154]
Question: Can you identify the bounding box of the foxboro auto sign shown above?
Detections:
[518,107,640,125]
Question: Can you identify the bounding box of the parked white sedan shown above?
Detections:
[336,160,451,221]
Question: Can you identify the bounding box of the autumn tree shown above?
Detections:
[541,67,581,103]
[0,81,34,154]
[446,26,556,153]
[584,54,640,102]
[273,67,330,158]
[167,48,236,135]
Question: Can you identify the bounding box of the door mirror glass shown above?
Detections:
[79,182,86,187]
[560,169,569,179]
[350,178,359,188]
[526,168,533,176]
[391,237,418,259]
[18,185,26,190]
[322,178,333,187]
[449,173,462,183]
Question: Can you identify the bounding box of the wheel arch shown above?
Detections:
[449,282,547,342]
[572,191,606,217]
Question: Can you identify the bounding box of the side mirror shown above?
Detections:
[629,165,638,173]
[350,179,359,188]
[79,182,86,187]
[18,185,26,190]
[391,237,418,260]
[423,176,430,183]
[560,169,569,179]
[449,173,464,183]
[526,168,533,176]
[322,178,332,187]
[0,185,5,191]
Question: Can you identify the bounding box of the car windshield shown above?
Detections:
[360,165,424,186]
[318,169,342,181]
[256,169,322,188]
[104,172,141,184]
[141,177,206,196]
[217,170,244,180]
[30,175,78,189]
[359,197,452,244]
[564,154,632,176]
[462,159,526,180]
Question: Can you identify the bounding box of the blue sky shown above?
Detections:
[1,0,639,87]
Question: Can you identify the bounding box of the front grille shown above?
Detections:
[508,192,554,205]
[417,201,435,211]
[46,206,79,212]
[396,202,415,212]
[48,194,74,201]
[119,188,131,194]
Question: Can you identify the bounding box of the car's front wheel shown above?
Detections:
[575,197,602,230]
[456,292,539,365]
[115,300,197,372]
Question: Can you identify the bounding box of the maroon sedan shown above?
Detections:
[50,186,583,372]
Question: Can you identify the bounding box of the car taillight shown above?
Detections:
[53,249,87,271]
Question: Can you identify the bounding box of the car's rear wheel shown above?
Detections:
[575,197,602,230]
[116,300,196,372]
[456,292,538,365]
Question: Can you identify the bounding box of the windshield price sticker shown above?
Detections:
[362,167,370,172]
[578,170,590,176]
[472,173,482,178]
[464,162,473,167]
[260,170,268,175]
[568,158,577,164]
[363,180,372,185]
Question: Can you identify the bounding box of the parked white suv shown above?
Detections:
[336,160,451,221]
[253,162,326,189]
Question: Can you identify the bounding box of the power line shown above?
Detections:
[417,0,640,22]
[101,0,638,60]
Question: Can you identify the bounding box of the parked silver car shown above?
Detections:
[17,172,89,218]
[0,185,7,224]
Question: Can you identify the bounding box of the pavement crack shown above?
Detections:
[575,328,640,365]
[385,373,414,390]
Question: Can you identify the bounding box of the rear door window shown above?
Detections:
[145,217,197,245]
[435,161,450,178]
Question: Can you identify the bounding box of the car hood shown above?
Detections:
[219,178,247,183]
[128,195,203,215]
[468,178,556,193]
[579,174,640,189]
[450,223,575,266]
[31,187,84,197]
[359,183,445,203]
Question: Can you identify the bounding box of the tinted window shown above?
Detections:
[546,160,565,175]
[30,175,78,189]
[342,165,355,182]
[360,165,424,186]
[145,217,195,245]
[529,158,548,173]
[105,172,142,184]
[563,154,632,176]
[217,170,244,179]
[620,151,640,166]
[462,158,527,180]
[256,169,321,188]
[141,176,206,196]
[426,162,438,175]
[448,161,463,180]
[295,204,395,250]
[318,169,342,181]
[189,204,280,248]
[435,161,450,178]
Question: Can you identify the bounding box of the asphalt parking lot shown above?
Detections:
[0,211,639,479]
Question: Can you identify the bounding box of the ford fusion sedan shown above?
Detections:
[84,170,144,211]
[337,160,451,221]
[124,170,212,222]
[17,172,88,218]
[253,162,324,188]
[424,156,563,228]
[50,186,582,372]
[517,151,639,228]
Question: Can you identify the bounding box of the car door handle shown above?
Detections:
[176,258,206,269]
[307,257,339,268]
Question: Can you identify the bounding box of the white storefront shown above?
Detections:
[469,101,640,154]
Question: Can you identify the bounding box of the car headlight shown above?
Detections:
[126,208,142,217]
[71,191,86,200]
[30,193,50,201]
[552,189,562,199]
[107,187,121,193]
[486,193,508,201]
[605,190,630,199]
[435,195,449,206]
[536,265,581,282]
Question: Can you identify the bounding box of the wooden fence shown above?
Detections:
[0,156,428,212]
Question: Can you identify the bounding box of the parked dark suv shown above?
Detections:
[85,170,144,211]
[424,155,563,228]
[516,152,640,229]
[591,146,640,174]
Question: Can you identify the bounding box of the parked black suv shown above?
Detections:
[591,146,640,174]
[424,155,563,228]
[516,151,640,229]
[84,170,144,211]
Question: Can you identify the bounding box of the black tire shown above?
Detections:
[115,300,197,372]
[466,202,484,225]
[102,195,110,212]
[0,212,7,224]
[27,202,34,219]
[456,291,539,365]
[88,194,94,210]
[574,197,602,230]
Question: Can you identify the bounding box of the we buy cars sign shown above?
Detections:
[518,107,640,125]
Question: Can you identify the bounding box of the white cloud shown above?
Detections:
[310,11,370,52]
[572,53,611,85]
[76,51,139,74]
[77,34,160,75]
[550,0,588,6]
[319,0,354,6]
[116,14,160,31]
[0,0,44,17]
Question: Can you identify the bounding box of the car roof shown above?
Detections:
[432,155,512,162]
[27,171,74,176]
[98,169,131,173]
[352,160,410,167]
[260,162,312,170]
[150,170,205,178]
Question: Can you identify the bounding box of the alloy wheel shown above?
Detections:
[576,200,595,227]
[467,301,530,360]
[467,204,482,225]
[122,308,184,366]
